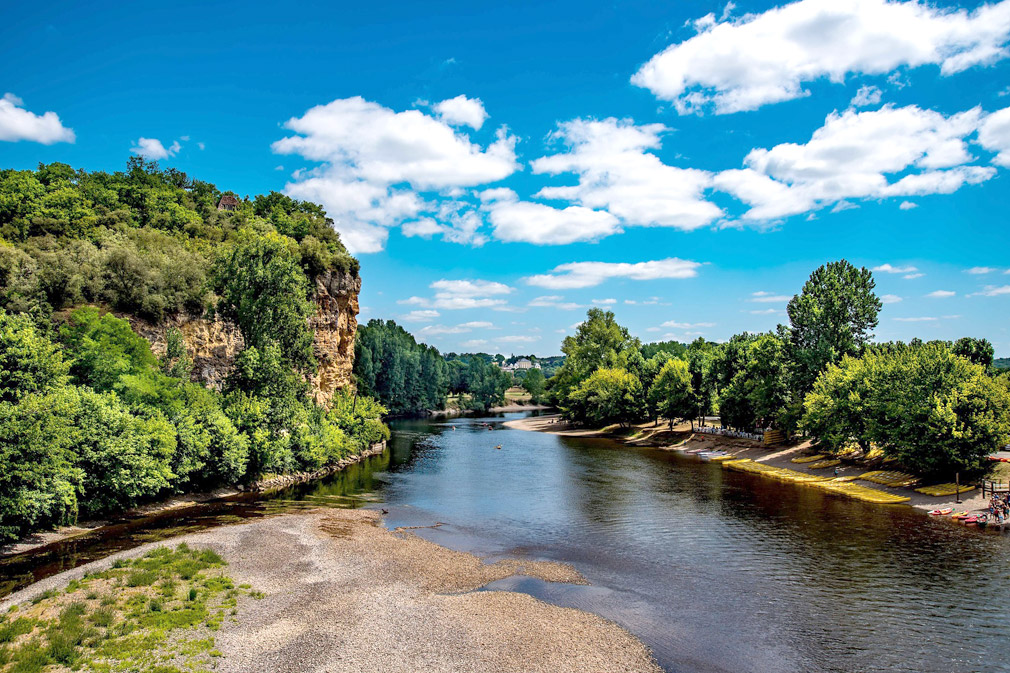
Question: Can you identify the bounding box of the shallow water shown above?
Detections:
[380,414,1010,673]
[3,411,1010,672]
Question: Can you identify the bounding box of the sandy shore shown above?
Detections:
[1,509,661,673]
[506,414,991,514]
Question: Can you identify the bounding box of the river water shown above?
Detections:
[3,411,1010,672]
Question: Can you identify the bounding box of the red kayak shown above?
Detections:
[964,516,978,524]
[929,508,953,516]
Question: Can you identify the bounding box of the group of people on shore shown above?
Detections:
[989,493,1010,524]
[696,426,764,442]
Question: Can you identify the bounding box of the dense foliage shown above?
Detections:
[542,259,1008,478]
[0,159,356,321]
[804,343,1010,476]
[354,319,512,414]
[0,161,387,544]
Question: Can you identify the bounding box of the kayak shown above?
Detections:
[951,511,970,520]
[964,516,978,524]
[929,508,953,516]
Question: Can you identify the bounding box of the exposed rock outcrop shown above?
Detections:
[128,270,359,404]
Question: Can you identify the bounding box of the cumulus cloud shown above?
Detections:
[899,201,918,210]
[0,93,75,144]
[850,85,883,108]
[273,96,517,252]
[419,321,494,335]
[526,258,701,290]
[880,294,903,304]
[632,0,1010,114]
[873,263,918,274]
[966,266,997,274]
[749,291,791,303]
[130,137,182,160]
[531,118,722,233]
[485,194,621,244]
[402,202,487,246]
[979,105,1010,166]
[714,105,994,220]
[926,290,956,297]
[662,320,716,328]
[970,285,1010,296]
[528,296,582,310]
[592,298,617,305]
[401,309,440,322]
[433,95,489,130]
[400,278,514,310]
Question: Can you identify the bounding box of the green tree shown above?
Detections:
[784,260,881,404]
[552,308,640,405]
[565,368,645,427]
[213,232,316,371]
[952,337,994,370]
[0,309,68,403]
[648,359,695,429]
[521,367,547,404]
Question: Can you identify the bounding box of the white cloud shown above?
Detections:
[592,298,617,305]
[497,335,540,343]
[486,198,621,244]
[402,204,487,246]
[966,266,997,274]
[401,278,514,310]
[198,142,206,150]
[401,309,440,322]
[531,118,722,232]
[662,320,716,328]
[851,85,883,108]
[433,95,488,130]
[632,0,1010,114]
[526,257,702,290]
[130,137,181,160]
[926,290,956,298]
[750,292,791,303]
[273,96,517,252]
[904,272,925,279]
[880,294,903,304]
[894,316,939,322]
[873,263,918,274]
[979,105,1010,166]
[748,308,783,315]
[461,339,488,349]
[419,320,494,335]
[715,105,995,220]
[0,93,75,144]
[528,296,582,310]
[970,285,1010,296]
[899,201,918,210]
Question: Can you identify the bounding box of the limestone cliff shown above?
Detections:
[129,270,359,404]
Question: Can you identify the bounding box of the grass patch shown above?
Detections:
[0,544,257,673]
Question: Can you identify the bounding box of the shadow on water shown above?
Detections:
[4,411,1010,673]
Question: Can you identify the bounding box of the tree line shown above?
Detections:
[547,260,1010,478]
[0,161,387,543]
[354,320,519,414]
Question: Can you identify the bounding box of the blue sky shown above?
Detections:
[3,0,1010,356]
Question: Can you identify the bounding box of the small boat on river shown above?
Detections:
[964,515,979,524]
[929,508,953,516]
[951,511,970,520]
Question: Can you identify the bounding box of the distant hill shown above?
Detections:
[995,358,1010,370]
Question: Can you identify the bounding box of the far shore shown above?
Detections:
[0,509,662,673]
[505,414,992,514]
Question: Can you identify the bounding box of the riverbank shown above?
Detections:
[505,414,992,515]
[0,442,387,558]
[430,403,553,417]
[0,509,662,673]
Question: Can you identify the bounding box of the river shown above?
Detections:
[3,411,1010,672]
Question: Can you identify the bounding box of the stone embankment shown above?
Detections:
[250,441,386,492]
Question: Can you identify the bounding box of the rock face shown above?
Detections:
[308,270,361,405]
[129,270,359,404]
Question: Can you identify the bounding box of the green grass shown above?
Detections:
[0,544,258,673]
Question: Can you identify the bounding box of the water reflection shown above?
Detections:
[3,412,1009,673]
